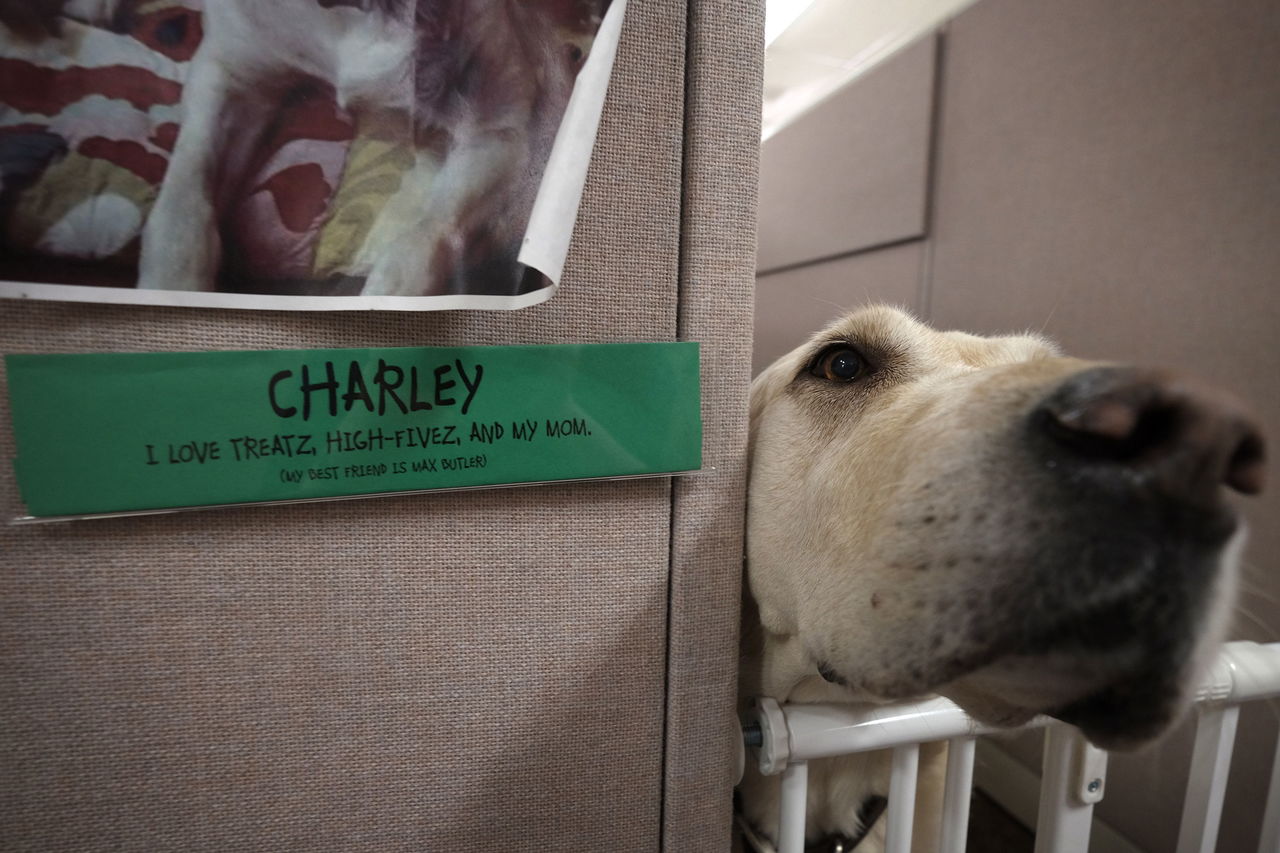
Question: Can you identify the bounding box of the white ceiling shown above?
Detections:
[763,0,983,139]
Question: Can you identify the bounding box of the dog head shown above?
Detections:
[747,305,1266,748]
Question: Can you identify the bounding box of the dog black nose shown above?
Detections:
[1035,367,1266,500]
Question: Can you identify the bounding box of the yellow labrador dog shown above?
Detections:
[739,306,1265,851]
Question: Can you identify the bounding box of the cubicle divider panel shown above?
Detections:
[0,1,698,850]
[664,0,764,850]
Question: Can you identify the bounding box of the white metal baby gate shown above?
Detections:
[741,641,1280,853]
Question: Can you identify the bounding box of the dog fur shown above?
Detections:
[136,0,579,296]
[739,306,1265,850]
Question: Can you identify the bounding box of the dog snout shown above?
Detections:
[1034,366,1266,500]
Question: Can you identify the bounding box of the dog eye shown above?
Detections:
[810,345,867,382]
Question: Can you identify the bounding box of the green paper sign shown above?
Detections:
[5,342,701,518]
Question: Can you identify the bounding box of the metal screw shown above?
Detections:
[1088,778,1102,793]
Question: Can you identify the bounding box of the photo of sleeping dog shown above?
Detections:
[739,306,1266,850]
[0,0,609,299]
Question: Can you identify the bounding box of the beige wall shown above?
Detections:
[756,37,935,273]
[755,0,1280,849]
[753,242,925,374]
[754,39,938,368]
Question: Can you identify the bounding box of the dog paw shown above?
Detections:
[137,205,221,292]
[361,237,448,297]
[136,253,218,292]
[135,264,210,292]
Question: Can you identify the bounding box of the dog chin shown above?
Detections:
[1047,676,1193,750]
[936,681,1043,729]
[938,658,1188,750]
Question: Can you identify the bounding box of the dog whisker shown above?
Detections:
[799,292,858,316]
[1036,296,1063,336]
[1231,601,1278,641]
[1237,581,1280,609]
[1237,561,1280,606]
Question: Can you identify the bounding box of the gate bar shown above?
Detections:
[1176,705,1240,853]
[939,737,976,853]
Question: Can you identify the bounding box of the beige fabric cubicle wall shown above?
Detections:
[0,2,763,850]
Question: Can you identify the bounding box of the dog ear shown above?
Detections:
[748,356,798,431]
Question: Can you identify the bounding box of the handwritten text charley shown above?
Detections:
[268,359,484,420]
